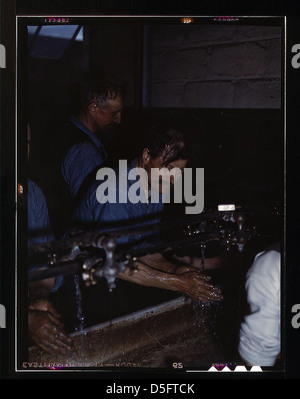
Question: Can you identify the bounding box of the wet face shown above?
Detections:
[89,94,123,133]
[141,148,188,194]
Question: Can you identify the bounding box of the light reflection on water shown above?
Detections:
[73,274,88,362]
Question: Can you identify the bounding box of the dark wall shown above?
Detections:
[26,19,284,211]
[109,107,283,209]
[23,18,284,332]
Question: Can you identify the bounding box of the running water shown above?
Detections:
[108,289,114,327]
[73,273,88,361]
[190,299,226,365]
[200,244,206,273]
[192,300,222,337]
[74,273,85,332]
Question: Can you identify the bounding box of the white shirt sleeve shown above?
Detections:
[238,249,281,366]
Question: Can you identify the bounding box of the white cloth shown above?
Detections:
[238,245,281,366]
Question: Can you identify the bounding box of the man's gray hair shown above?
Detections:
[81,78,126,110]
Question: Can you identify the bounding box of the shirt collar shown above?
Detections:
[69,115,108,157]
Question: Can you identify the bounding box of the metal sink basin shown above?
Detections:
[28,295,226,369]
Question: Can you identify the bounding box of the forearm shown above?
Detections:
[118,260,183,292]
[117,253,223,302]
[134,253,179,274]
[28,274,55,303]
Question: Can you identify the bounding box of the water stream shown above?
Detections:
[67,248,242,367]
[73,273,88,362]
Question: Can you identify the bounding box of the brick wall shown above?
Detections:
[150,24,282,108]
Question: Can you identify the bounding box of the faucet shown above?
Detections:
[92,237,123,291]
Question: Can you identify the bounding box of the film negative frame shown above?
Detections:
[3,3,300,382]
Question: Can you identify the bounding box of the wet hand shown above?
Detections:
[175,265,196,274]
[28,309,72,356]
[177,271,223,302]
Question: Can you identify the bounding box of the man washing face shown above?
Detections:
[72,125,222,303]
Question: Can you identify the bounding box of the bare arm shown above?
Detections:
[28,275,56,306]
[117,253,223,302]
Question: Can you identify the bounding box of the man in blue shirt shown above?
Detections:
[73,125,223,303]
[61,115,109,200]
[73,157,164,248]
[40,78,124,238]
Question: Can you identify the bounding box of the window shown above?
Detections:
[28,25,83,59]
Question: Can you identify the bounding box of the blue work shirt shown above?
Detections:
[28,179,63,291]
[72,159,165,249]
[61,116,108,198]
